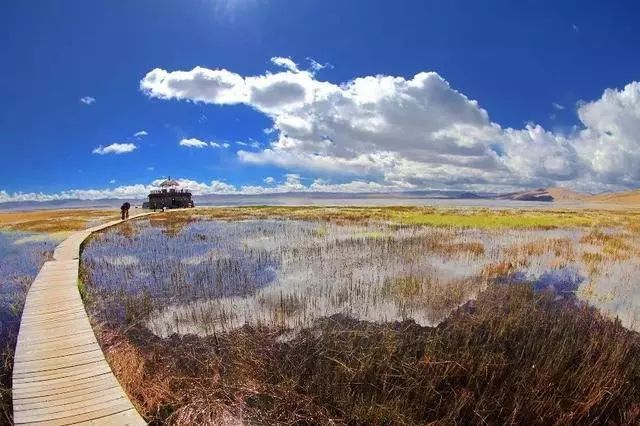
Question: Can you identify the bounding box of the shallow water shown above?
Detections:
[0,231,57,303]
[0,231,56,357]
[81,217,640,337]
[83,219,640,336]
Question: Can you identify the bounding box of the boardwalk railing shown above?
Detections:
[12,213,153,425]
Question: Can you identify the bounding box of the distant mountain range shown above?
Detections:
[496,187,640,203]
[590,189,640,204]
[495,187,588,202]
[0,187,637,211]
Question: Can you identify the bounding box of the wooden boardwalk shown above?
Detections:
[12,213,153,425]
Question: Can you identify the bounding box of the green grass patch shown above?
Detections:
[78,278,88,302]
[175,205,638,230]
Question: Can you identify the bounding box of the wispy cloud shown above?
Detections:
[210,142,230,149]
[134,130,148,137]
[180,138,230,149]
[306,57,333,73]
[552,102,565,110]
[80,96,96,105]
[236,140,261,148]
[92,143,137,155]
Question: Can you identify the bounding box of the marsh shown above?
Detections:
[76,206,640,424]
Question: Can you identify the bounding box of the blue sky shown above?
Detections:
[2,0,640,200]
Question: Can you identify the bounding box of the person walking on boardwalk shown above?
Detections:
[120,202,131,220]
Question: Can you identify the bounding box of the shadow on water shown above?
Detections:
[497,266,585,297]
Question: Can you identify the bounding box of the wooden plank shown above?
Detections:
[14,396,133,424]
[13,376,119,404]
[17,321,94,336]
[13,383,124,411]
[13,350,106,374]
[20,311,89,326]
[13,359,107,381]
[16,329,97,346]
[14,342,101,361]
[77,408,143,425]
[20,309,88,324]
[20,305,86,318]
[22,407,142,426]
[16,333,98,351]
[13,369,113,393]
[12,212,151,425]
[16,342,102,363]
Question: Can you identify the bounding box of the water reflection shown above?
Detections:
[81,217,640,337]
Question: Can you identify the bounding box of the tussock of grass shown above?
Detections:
[101,284,640,424]
[505,238,576,266]
[581,228,635,261]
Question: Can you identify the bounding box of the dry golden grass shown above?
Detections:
[580,229,635,261]
[439,241,486,257]
[95,284,640,425]
[504,238,576,268]
[481,261,519,280]
[0,209,120,234]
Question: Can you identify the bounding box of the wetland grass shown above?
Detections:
[78,206,640,424]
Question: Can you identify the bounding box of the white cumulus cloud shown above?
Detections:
[140,59,640,192]
[179,138,209,148]
[92,143,137,155]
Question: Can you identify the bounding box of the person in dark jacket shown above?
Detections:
[120,202,131,220]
